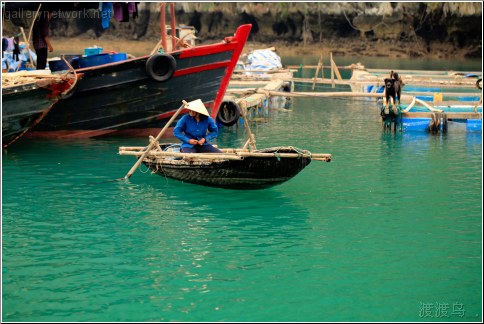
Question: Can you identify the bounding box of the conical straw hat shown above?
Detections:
[185,99,209,116]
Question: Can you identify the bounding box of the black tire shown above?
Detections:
[145,54,176,82]
[476,78,482,90]
[217,100,240,127]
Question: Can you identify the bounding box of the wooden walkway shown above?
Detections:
[225,58,482,130]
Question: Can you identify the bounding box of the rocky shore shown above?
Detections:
[4,2,482,60]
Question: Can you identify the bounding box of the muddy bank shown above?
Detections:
[51,35,477,61]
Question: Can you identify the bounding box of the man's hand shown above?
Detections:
[189,139,198,145]
[197,138,206,145]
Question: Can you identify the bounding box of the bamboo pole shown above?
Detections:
[251,89,481,107]
[402,112,481,119]
[239,104,257,150]
[273,77,478,88]
[119,149,332,161]
[256,89,383,98]
[120,150,244,160]
[286,64,353,70]
[330,52,335,88]
[170,2,176,52]
[120,147,331,158]
[286,65,481,76]
[149,135,162,151]
[320,53,324,81]
[312,55,322,90]
[19,27,34,68]
[233,68,295,74]
[27,4,42,44]
[124,101,187,179]
[160,3,167,53]
[332,58,343,81]
[2,72,67,79]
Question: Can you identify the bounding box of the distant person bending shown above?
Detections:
[392,71,403,105]
[384,70,403,107]
[32,11,53,70]
[174,99,222,153]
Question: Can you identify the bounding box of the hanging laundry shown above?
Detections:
[101,2,113,29]
[113,3,129,22]
[6,37,15,51]
[128,2,138,19]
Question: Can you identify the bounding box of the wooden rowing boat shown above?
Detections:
[119,99,331,189]
[119,144,331,189]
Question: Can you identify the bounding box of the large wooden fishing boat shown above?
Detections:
[2,71,76,148]
[3,2,251,139]
[27,24,251,138]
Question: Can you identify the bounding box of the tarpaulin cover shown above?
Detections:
[246,49,282,71]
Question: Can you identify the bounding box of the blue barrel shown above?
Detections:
[79,53,111,68]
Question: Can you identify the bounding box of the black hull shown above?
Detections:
[2,83,56,148]
[28,25,252,138]
[143,147,312,190]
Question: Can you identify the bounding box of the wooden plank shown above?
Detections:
[290,77,478,88]
[402,112,482,119]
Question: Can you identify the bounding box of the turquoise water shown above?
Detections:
[2,57,482,322]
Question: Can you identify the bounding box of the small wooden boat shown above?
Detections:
[119,144,331,189]
[119,99,331,189]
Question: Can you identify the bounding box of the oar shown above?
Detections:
[124,100,187,179]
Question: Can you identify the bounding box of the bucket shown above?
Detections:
[84,47,103,56]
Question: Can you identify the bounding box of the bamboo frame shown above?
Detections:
[119,148,332,162]
[312,55,322,90]
[330,52,335,88]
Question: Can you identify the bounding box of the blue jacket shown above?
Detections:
[174,114,219,149]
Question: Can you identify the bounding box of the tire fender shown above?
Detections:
[145,54,176,82]
[217,100,240,127]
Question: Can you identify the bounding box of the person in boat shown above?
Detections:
[32,11,54,70]
[174,99,222,153]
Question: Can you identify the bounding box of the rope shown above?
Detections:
[60,55,78,96]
